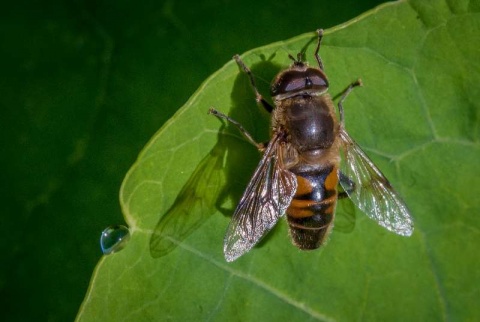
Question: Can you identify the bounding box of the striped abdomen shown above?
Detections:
[286,163,338,249]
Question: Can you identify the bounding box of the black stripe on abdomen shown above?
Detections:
[286,164,338,250]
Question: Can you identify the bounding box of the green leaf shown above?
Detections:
[77,0,480,321]
[0,1,389,321]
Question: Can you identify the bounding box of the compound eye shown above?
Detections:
[306,68,328,87]
[271,68,329,97]
[284,77,306,92]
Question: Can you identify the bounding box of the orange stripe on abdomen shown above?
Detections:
[286,164,338,219]
[288,195,337,218]
[286,164,339,249]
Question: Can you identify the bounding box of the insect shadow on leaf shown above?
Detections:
[149,56,283,259]
[149,128,228,258]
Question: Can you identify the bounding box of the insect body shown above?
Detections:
[210,29,413,262]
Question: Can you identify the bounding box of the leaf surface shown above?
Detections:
[77,1,480,320]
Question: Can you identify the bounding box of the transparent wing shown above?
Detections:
[224,134,297,262]
[339,128,413,236]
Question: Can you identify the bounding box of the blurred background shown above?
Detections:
[0,0,386,321]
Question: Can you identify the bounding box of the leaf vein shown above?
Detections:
[163,235,336,322]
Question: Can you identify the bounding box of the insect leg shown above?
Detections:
[233,54,274,114]
[338,171,355,199]
[337,80,363,126]
[314,29,325,70]
[208,108,265,151]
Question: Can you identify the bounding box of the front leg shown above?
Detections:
[233,55,275,114]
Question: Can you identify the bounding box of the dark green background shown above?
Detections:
[0,0,386,321]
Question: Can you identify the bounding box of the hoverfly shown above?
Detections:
[209,29,413,262]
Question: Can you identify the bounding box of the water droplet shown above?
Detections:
[100,225,130,255]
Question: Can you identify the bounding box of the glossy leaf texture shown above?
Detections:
[77,0,480,321]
